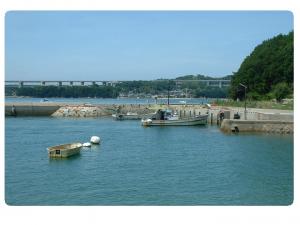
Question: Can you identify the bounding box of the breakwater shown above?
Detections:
[51,104,155,117]
[5,103,61,116]
[5,102,212,118]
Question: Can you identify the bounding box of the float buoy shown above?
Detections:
[90,136,101,144]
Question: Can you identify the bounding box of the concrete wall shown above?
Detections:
[220,119,293,134]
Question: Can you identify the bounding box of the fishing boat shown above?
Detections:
[141,109,208,126]
[141,81,208,126]
[47,143,82,158]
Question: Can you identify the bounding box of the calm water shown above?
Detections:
[5,97,212,105]
[5,117,293,205]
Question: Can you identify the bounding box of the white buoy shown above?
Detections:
[82,142,92,147]
[90,136,101,144]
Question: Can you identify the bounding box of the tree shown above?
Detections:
[272,82,290,102]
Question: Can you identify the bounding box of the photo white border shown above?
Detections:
[1,1,298,225]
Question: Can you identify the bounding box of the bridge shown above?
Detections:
[5,79,231,88]
[5,80,120,88]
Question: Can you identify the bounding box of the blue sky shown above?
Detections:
[5,11,293,81]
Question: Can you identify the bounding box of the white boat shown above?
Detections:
[141,109,208,126]
[47,143,82,158]
[112,112,152,120]
[82,142,92,147]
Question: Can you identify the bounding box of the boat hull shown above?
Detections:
[142,115,208,126]
[47,143,82,158]
[113,113,155,120]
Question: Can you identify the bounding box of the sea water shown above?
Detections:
[5,117,293,205]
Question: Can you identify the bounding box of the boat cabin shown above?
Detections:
[151,109,179,121]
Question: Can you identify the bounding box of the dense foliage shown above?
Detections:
[229,31,293,101]
[13,85,118,98]
[193,87,228,98]
[115,80,175,95]
[175,74,232,80]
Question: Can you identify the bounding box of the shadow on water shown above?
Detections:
[48,153,81,163]
[141,124,208,130]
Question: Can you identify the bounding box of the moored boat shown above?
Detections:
[112,112,155,120]
[141,109,208,126]
[47,143,82,158]
[112,112,140,120]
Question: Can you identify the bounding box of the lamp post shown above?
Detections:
[239,83,247,120]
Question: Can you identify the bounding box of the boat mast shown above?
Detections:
[167,80,170,106]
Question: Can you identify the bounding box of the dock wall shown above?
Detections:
[220,119,293,134]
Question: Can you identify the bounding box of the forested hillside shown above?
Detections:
[229,31,293,101]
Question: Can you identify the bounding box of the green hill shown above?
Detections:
[229,31,293,101]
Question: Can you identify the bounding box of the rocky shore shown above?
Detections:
[51,104,155,117]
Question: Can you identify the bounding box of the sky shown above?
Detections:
[5,11,293,81]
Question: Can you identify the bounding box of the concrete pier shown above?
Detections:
[220,119,293,134]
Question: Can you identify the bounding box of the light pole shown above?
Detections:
[239,83,247,120]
